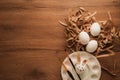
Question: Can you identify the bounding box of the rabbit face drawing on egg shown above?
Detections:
[75,59,88,74]
[75,52,88,74]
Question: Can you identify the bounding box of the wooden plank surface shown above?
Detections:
[0,50,66,80]
[0,0,120,80]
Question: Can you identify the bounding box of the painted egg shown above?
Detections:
[75,64,85,74]
[90,22,101,36]
[75,60,87,74]
[86,40,98,53]
[79,31,90,45]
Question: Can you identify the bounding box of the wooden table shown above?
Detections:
[0,0,120,80]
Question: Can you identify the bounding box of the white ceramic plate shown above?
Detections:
[61,51,101,80]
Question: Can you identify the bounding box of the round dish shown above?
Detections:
[61,51,101,80]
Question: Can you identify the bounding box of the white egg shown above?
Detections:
[75,64,85,74]
[86,40,98,53]
[90,22,101,36]
[75,60,87,74]
[79,31,90,45]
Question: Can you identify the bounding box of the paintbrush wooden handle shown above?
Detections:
[67,56,81,80]
[63,63,75,80]
[65,52,81,80]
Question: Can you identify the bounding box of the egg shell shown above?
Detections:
[86,40,98,53]
[79,31,90,45]
[90,22,101,36]
[75,63,85,74]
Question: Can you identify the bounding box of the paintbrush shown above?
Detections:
[62,63,75,80]
[66,52,81,80]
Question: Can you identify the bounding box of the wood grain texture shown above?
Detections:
[0,0,120,80]
[0,50,65,80]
